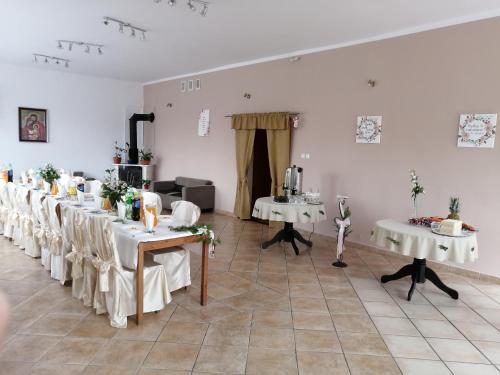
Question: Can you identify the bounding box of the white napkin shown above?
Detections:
[117,202,126,221]
[77,190,85,205]
[94,196,103,210]
[43,181,51,194]
[145,210,155,233]
[32,176,39,189]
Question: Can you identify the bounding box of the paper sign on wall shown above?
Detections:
[356,115,382,144]
[198,109,210,137]
[457,113,497,148]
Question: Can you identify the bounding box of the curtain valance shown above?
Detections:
[231,112,290,130]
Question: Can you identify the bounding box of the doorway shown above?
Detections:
[250,129,271,221]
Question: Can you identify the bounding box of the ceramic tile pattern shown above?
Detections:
[2,213,500,374]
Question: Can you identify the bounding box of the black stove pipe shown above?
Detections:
[129,112,155,164]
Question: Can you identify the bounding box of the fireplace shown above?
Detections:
[113,164,154,189]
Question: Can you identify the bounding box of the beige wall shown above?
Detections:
[145,17,500,277]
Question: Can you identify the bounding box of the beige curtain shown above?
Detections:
[232,112,290,220]
[233,129,255,219]
[267,127,291,196]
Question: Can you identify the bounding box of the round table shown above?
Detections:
[252,197,327,255]
[371,219,479,300]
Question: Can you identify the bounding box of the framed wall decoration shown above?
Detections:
[18,107,48,143]
[356,115,382,144]
[457,114,496,148]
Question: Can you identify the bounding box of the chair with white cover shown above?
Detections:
[152,200,201,292]
[18,187,38,257]
[90,215,171,328]
[44,197,70,281]
[30,191,46,259]
[5,183,20,243]
[39,196,53,270]
[142,192,162,214]
[64,207,97,305]
[87,180,103,197]
[0,181,9,236]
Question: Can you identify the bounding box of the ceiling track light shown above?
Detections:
[33,54,70,68]
[56,40,104,55]
[102,17,147,40]
[154,0,209,16]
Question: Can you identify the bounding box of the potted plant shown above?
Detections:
[142,179,152,190]
[139,150,154,165]
[113,141,125,164]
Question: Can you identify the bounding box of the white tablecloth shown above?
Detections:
[46,196,196,270]
[370,219,478,263]
[252,196,327,224]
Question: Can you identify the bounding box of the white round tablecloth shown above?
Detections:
[252,197,327,224]
[370,219,478,263]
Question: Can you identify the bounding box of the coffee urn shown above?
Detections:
[283,165,303,196]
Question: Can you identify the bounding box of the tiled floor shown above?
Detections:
[1,213,500,374]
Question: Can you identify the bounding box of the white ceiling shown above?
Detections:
[1,0,500,83]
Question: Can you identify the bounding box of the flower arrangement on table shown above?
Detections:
[38,163,60,184]
[100,169,128,209]
[409,169,425,218]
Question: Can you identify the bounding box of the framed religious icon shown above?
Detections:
[18,107,48,143]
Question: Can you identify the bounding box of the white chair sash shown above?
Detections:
[65,246,84,279]
[91,258,114,292]
[47,230,63,255]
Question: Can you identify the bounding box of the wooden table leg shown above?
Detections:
[136,244,144,325]
[200,241,208,306]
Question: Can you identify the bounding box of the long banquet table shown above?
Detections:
[38,190,209,325]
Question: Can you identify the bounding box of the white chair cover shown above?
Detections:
[30,191,46,259]
[87,180,102,197]
[0,181,9,236]
[45,198,67,281]
[152,200,200,292]
[90,215,171,328]
[142,192,162,214]
[39,197,53,270]
[7,183,21,244]
[17,187,38,257]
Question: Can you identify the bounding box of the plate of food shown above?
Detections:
[431,228,474,238]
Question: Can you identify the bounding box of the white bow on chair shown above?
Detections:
[66,246,84,279]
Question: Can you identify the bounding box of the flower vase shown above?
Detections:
[43,181,51,194]
[411,198,418,219]
[102,198,112,211]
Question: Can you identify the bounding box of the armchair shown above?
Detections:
[153,177,215,211]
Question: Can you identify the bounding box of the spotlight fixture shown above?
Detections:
[102,17,147,40]
[56,40,104,55]
[154,0,210,16]
[33,54,70,68]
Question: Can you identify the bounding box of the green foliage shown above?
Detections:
[38,163,60,184]
[100,169,128,208]
[409,169,425,202]
[168,224,221,248]
[114,141,126,157]
[449,197,460,214]
[139,149,154,161]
